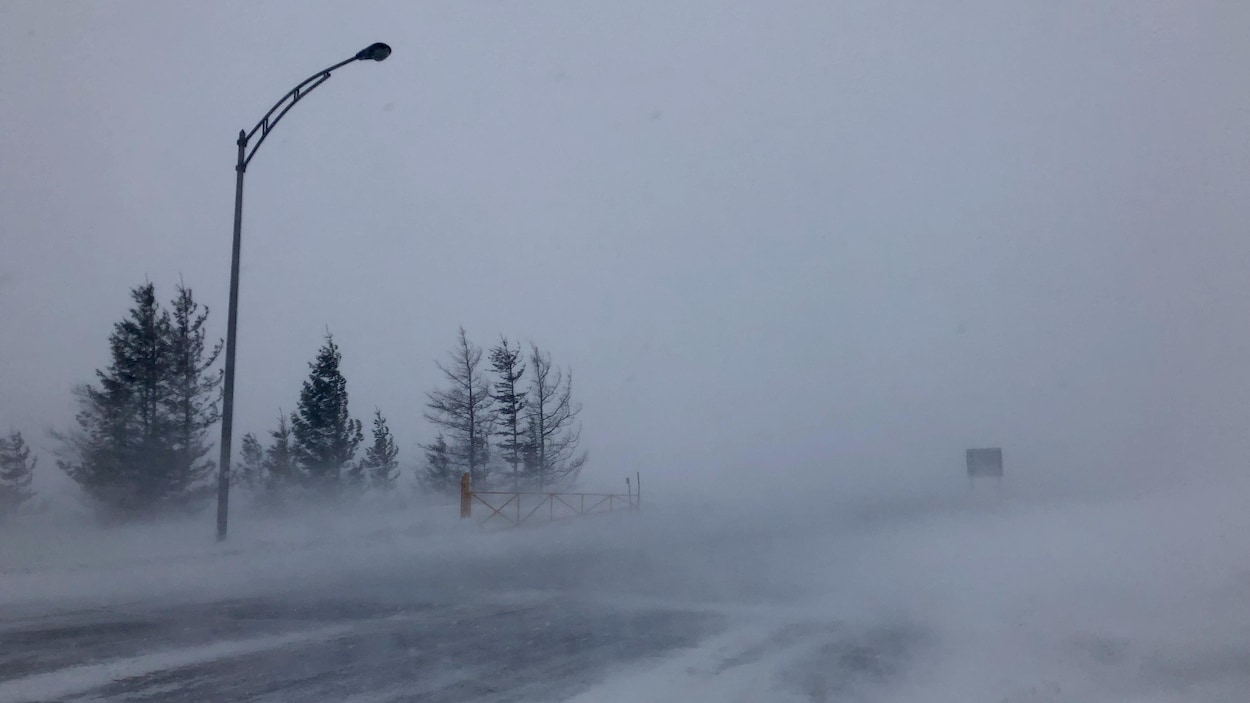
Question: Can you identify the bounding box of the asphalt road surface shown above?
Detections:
[0,515,928,703]
[0,594,719,702]
[7,487,1250,702]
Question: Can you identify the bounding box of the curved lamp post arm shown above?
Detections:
[241,56,356,169]
[238,42,391,170]
[217,42,390,541]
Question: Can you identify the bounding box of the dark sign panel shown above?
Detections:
[966,447,1004,478]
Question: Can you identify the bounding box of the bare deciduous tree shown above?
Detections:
[424,328,494,487]
[525,344,587,491]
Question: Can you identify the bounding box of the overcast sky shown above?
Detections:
[2,1,1248,498]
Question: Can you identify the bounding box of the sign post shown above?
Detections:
[460,472,472,519]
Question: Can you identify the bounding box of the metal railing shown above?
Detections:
[459,472,640,528]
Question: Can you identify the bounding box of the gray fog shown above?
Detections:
[4,2,1247,499]
[2,3,1250,701]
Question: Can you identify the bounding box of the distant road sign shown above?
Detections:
[966,448,1004,478]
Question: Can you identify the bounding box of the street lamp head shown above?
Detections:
[357,43,392,62]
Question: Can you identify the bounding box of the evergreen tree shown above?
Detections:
[423,328,493,487]
[162,284,222,505]
[489,336,527,489]
[291,334,363,496]
[264,412,298,498]
[236,432,266,493]
[0,431,37,519]
[344,453,367,494]
[57,283,221,515]
[359,408,399,492]
[119,282,174,506]
[58,284,175,514]
[57,382,132,512]
[125,283,172,480]
[420,433,456,492]
[524,344,587,491]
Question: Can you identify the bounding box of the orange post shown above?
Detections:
[460,472,472,519]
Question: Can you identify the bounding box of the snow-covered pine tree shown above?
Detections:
[0,431,36,520]
[291,334,363,497]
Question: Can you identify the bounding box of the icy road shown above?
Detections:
[3,479,1250,702]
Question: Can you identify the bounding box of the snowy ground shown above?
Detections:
[3,475,1250,702]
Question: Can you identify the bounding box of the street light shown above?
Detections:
[357,43,392,62]
[217,43,392,541]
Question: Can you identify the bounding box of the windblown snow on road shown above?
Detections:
[3,476,1249,702]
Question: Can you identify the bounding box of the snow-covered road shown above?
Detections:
[0,594,715,702]
[4,478,1250,702]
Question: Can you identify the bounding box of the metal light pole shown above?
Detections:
[217,43,392,541]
